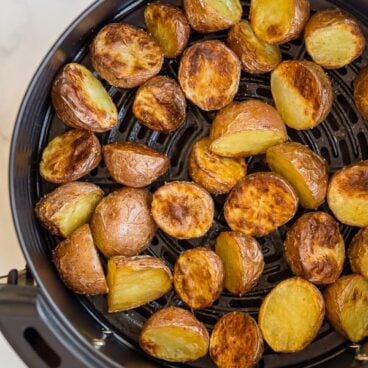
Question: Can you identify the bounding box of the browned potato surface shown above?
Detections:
[178,40,241,111]
[349,228,368,280]
[39,129,101,184]
[90,23,163,88]
[354,66,368,119]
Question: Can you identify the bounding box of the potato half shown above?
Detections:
[174,247,224,309]
[305,9,366,69]
[349,228,368,280]
[140,306,209,362]
[178,40,241,111]
[107,256,172,312]
[327,161,368,227]
[266,142,328,209]
[90,23,163,88]
[324,274,368,342]
[271,60,333,130]
[259,277,325,353]
[53,224,108,295]
[354,66,368,119]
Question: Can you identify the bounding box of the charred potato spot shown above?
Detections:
[354,66,368,119]
[349,228,368,280]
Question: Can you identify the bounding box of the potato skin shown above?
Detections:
[349,228,368,280]
[354,66,368,119]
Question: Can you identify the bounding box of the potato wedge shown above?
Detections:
[53,224,108,295]
[210,100,287,158]
[140,306,209,362]
[349,228,368,280]
[210,312,263,368]
[90,188,156,257]
[174,247,224,309]
[90,23,163,88]
[324,274,368,342]
[271,60,333,130]
[354,66,368,119]
[178,40,241,111]
[39,129,101,184]
[327,161,368,227]
[259,277,325,353]
[132,76,186,133]
[107,255,172,312]
[266,142,328,209]
[305,9,366,69]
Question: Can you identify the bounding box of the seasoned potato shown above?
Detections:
[103,142,169,187]
[259,277,325,353]
[90,188,156,257]
[210,100,287,158]
[266,142,328,209]
[324,274,368,342]
[35,182,104,238]
[250,0,310,44]
[151,181,214,239]
[215,232,264,295]
[227,20,282,74]
[210,312,263,368]
[178,40,241,111]
[349,228,368,280]
[354,66,368,119]
[51,63,118,132]
[140,306,209,362]
[107,255,172,312]
[144,3,190,58]
[271,60,333,130]
[132,76,186,133]
[305,9,366,69]
[53,224,108,295]
[327,161,368,227]
[39,129,101,184]
[90,23,164,88]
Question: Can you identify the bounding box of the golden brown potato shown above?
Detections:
[178,40,241,111]
[144,3,190,58]
[324,274,368,342]
[259,277,325,353]
[90,188,156,257]
[151,181,214,239]
[103,142,169,187]
[140,306,209,362]
[210,312,263,368]
[224,172,298,237]
[354,66,368,119]
[266,142,329,209]
[53,224,108,295]
[210,100,287,158]
[349,228,368,280]
[39,129,101,184]
[90,23,164,88]
[35,182,104,238]
[327,161,368,227]
[132,76,186,133]
[305,9,366,69]
[271,60,333,130]
[51,63,118,132]
[227,20,282,74]
[107,255,172,312]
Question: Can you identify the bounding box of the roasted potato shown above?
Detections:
[324,274,368,342]
[210,312,263,368]
[271,60,333,130]
[151,181,214,239]
[103,142,169,187]
[90,188,156,257]
[53,224,108,295]
[227,20,282,74]
[266,142,328,209]
[327,161,368,227]
[250,0,310,44]
[107,255,172,312]
[178,40,241,111]
[140,306,209,362]
[144,3,190,58]
[132,76,186,133]
[210,100,287,158]
[354,66,368,119]
[305,9,366,69]
[259,277,325,353]
[39,129,101,184]
[90,23,164,88]
[349,228,368,280]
